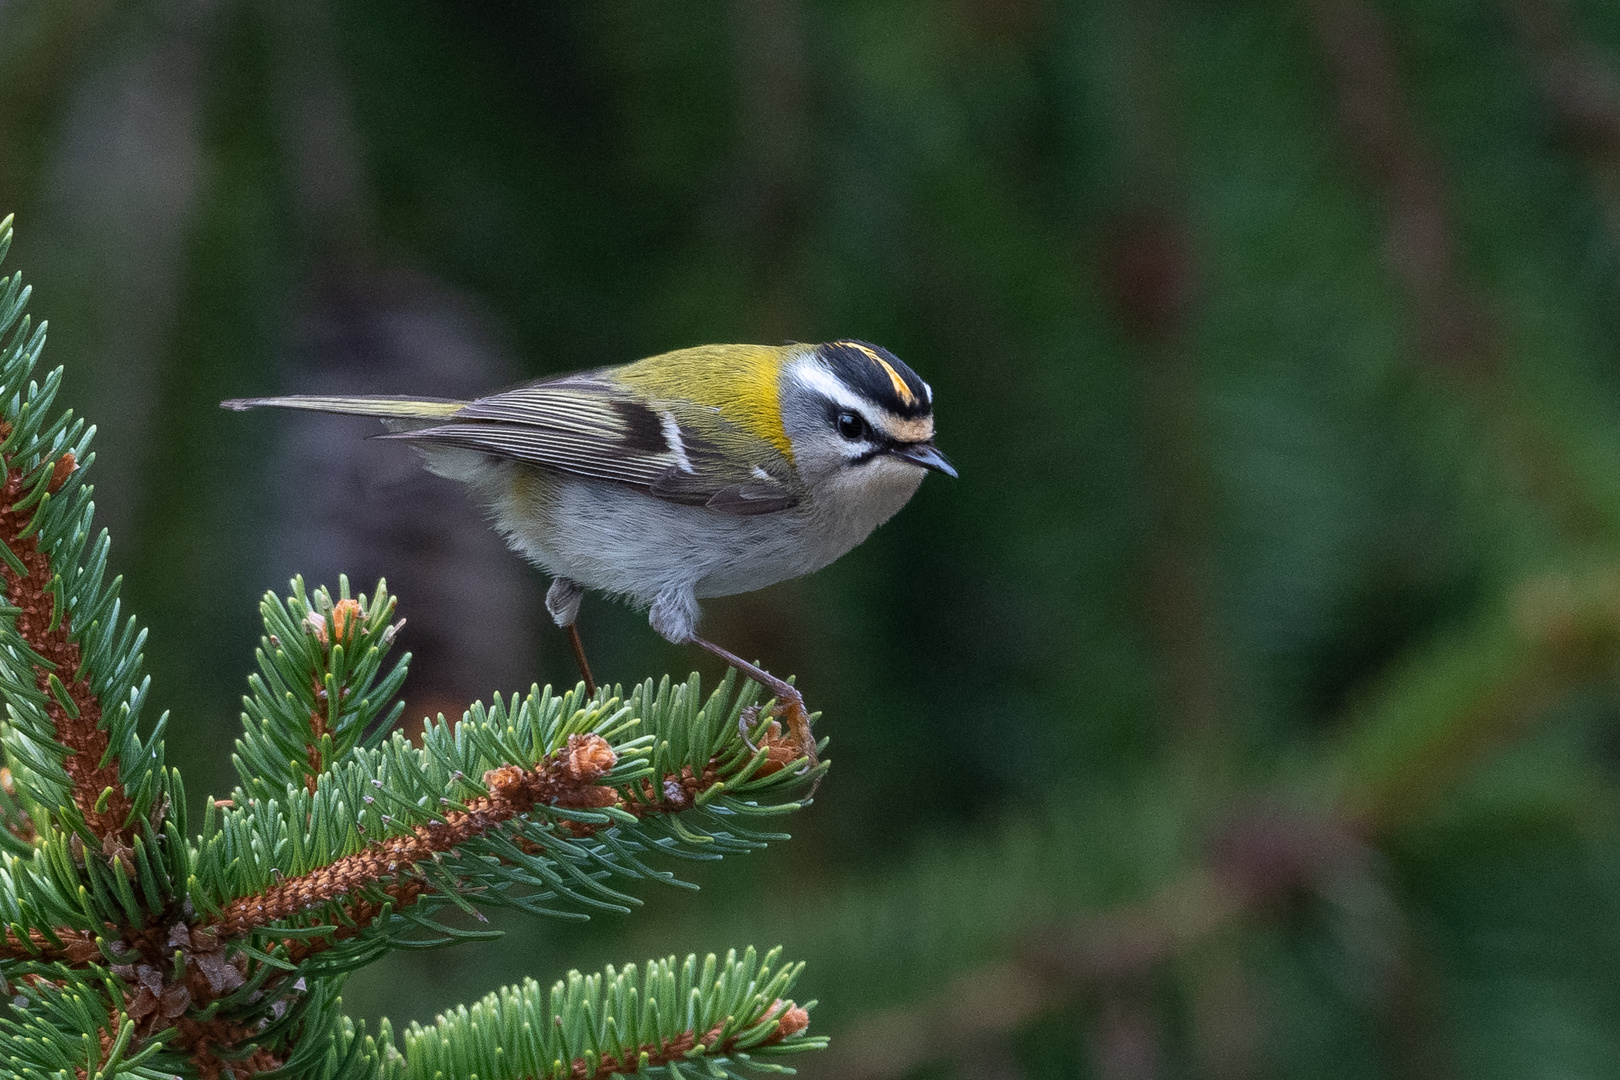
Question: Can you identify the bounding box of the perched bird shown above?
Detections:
[223,340,955,770]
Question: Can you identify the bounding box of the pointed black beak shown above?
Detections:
[889,441,958,478]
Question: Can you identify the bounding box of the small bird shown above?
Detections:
[223,340,955,770]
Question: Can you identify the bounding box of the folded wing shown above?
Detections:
[378,374,802,515]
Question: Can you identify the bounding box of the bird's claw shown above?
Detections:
[737,705,763,753]
[737,694,818,783]
[773,691,818,778]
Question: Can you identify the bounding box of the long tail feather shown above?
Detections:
[219,394,467,419]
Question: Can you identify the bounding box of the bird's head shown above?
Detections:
[778,340,956,500]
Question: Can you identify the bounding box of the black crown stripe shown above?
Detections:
[815,340,932,419]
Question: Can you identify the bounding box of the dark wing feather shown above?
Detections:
[378,374,803,514]
[701,483,802,516]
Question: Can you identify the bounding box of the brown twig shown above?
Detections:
[208,733,621,939]
[302,704,328,795]
[1099,10,1241,1072]
[174,1015,284,1080]
[566,1000,808,1080]
[1107,208,1225,753]
[1306,0,1496,378]
[300,597,364,793]
[0,925,101,964]
[1505,0,1620,244]
[1307,0,1614,543]
[0,444,133,844]
[1089,997,1164,1080]
[212,723,801,947]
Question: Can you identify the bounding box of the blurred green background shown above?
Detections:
[8,0,1620,1076]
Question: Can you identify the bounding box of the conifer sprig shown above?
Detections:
[0,971,175,1080]
[195,665,816,976]
[402,948,822,1080]
[0,215,164,851]
[0,216,827,1078]
[233,577,409,801]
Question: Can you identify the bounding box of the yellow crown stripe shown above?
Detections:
[875,358,916,406]
[839,341,917,407]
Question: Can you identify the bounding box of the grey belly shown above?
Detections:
[490,470,822,604]
[478,460,922,609]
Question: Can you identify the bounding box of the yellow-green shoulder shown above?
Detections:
[610,343,805,461]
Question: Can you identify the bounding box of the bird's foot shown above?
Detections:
[773,690,818,775]
[736,690,818,780]
[689,635,819,787]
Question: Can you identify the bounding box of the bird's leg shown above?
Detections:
[689,635,818,774]
[564,625,597,699]
[547,578,597,698]
[648,588,816,781]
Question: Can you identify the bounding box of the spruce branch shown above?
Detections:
[0,215,165,855]
[0,766,38,851]
[401,948,821,1080]
[1331,566,1620,831]
[808,823,1342,1080]
[0,971,175,1079]
[0,217,826,1079]
[806,562,1620,1080]
[233,576,407,802]
[172,671,817,1074]
[196,667,817,971]
[0,438,129,841]
[205,729,627,943]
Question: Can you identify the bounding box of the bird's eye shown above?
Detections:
[835,410,868,441]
